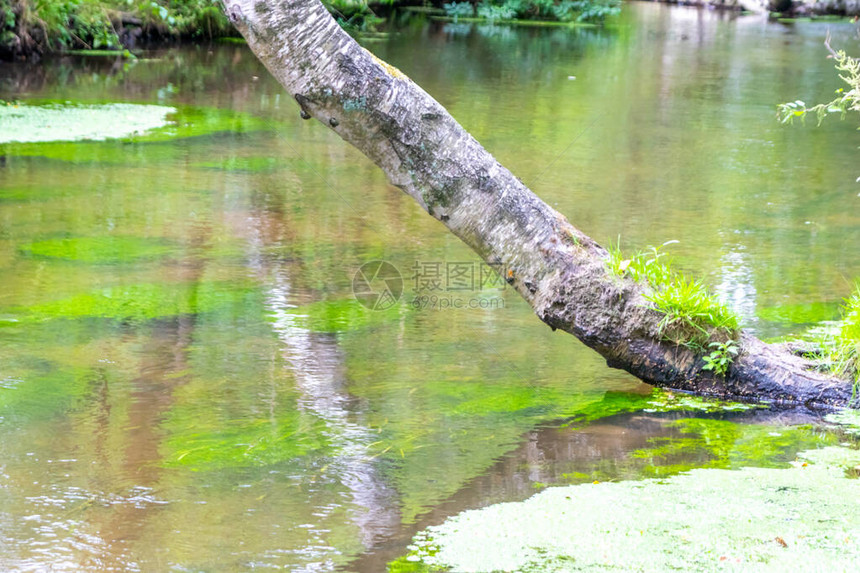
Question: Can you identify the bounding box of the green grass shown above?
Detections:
[606,240,740,352]
[807,285,860,395]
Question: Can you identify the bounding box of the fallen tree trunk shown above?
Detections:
[221,0,856,409]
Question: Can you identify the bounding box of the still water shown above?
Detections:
[1,3,859,570]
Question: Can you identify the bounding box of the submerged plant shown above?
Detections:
[606,239,740,352]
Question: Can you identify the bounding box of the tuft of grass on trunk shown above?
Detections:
[805,286,860,395]
[606,240,740,354]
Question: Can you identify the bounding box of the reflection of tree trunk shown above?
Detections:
[83,222,211,569]
[268,273,400,547]
[238,195,401,549]
[347,406,828,570]
[223,0,854,408]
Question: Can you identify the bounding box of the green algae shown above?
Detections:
[396,446,860,572]
[20,236,175,264]
[162,414,330,471]
[562,389,761,430]
[20,281,258,322]
[0,103,175,143]
[758,301,841,325]
[0,364,118,425]
[0,104,270,163]
[280,298,404,333]
[630,418,838,477]
[159,303,335,472]
[826,409,860,435]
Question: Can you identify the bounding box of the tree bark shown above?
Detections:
[222,0,856,409]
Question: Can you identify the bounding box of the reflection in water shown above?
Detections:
[715,247,758,329]
[267,272,401,552]
[238,191,401,567]
[347,405,844,571]
[0,223,211,571]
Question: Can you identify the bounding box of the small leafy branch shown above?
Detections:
[777,35,860,128]
[702,340,739,377]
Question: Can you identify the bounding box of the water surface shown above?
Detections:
[0,3,859,571]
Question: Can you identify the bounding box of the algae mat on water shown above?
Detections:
[394,446,860,572]
[19,236,175,263]
[0,103,270,163]
[0,103,175,143]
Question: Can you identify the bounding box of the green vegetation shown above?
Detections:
[443,0,620,23]
[324,0,387,33]
[394,445,860,572]
[20,236,175,263]
[22,281,258,322]
[834,287,860,383]
[778,39,859,188]
[1,0,625,57]
[606,240,740,354]
[803,285,860,394]
[0,0,233,57]
[778,42,860,127]
[702,339,739,376]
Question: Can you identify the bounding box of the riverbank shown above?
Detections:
[0,0,234,60]
[3,0,857,61]
[648,0,860,17]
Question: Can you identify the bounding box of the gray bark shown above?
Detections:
[222,0,856,409]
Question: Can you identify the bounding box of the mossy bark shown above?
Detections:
[223,0,857,409]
